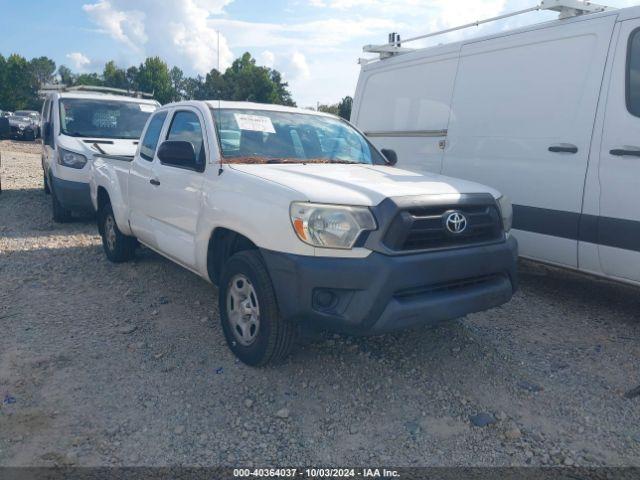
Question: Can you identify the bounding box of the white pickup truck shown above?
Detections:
[91,101,518,366]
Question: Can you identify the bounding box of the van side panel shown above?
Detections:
[442,16,616,268]
[353,50,459,173]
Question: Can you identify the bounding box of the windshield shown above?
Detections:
[211,108,385,165]
[59,99,156,139]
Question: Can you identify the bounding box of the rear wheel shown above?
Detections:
[99,203,137,263]
[219,250,295,366]
[51,187,71,223]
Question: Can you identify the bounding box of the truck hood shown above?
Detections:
[59,137,139,158]
[228,163,500,206]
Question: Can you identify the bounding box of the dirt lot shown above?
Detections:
[1,139,639,468]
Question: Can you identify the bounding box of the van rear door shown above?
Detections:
[442,15,616,268]
[593,19,640,284]
[352,46,459,173]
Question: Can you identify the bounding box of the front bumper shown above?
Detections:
[51,175,93,212]
[261,236,518,335]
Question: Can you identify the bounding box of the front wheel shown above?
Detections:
[51,187,71,223]
[219,250,295,366]
[99,203,137,263]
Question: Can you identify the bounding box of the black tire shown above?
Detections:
[99,202,137,263]
[51,187,72,223]
[219,250,295,366]
[43,170,50,194]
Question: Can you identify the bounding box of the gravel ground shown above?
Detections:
[1,140,639,468]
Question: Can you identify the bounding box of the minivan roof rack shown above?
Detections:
[361,0,613,62]
[38,84,155,99]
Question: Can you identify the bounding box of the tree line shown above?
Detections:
[0,52,359,119]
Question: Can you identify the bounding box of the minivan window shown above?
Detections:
[628,29,640,117]
[59,99,156,139]
[166,110,206,168]
[140,111,167,161]
[211,108,385,165]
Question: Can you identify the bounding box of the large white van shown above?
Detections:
[352,1,640,286]
[41,87,159,222]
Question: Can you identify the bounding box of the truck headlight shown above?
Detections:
[58,148,87,169]
[497,195,513,233]
[290,202,376,249]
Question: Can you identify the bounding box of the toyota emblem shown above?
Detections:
[445,211,468,234]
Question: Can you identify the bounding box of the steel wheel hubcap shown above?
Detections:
[105,214,117,251]
[226,274,260,346]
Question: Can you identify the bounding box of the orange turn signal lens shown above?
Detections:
[293,218,306,240]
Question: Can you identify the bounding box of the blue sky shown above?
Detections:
[1,0,637,106]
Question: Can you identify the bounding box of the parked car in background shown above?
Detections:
[9,112,39,141]
[14,110,41,137]
[41,87,159,222]
[353,2,640,287]
[90,100,518,365]
[1,111,13,118]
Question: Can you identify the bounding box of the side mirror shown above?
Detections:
[157,141,198,170]
[381,148,398,166]
[0,117,9,139]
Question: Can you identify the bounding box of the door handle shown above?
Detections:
[548,144,578,154]
[610,148,640,157]
[149,178,160,186]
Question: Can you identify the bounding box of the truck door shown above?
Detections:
[128,110,168,247]
[595,19,640,283]
[442,15,616,268]
[149,108,206,269]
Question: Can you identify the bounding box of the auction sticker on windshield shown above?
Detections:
[139,104,157,113]
[234,113,276,134]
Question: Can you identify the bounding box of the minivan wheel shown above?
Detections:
[51,187,71,223]
[219,250,295,366]
[99,203,137,263]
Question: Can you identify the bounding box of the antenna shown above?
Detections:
[363,0,613,60]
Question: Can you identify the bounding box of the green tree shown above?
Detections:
[29,56,56,87]
[126,66,140,92]
[338,96,352,120]
[221,52,295,106]
[136,57,172,104]
[103,61,128,89]
[182,75,205,100]
[2,54,38,110]
[74,73,103,86]
[169,66,185,101]
[317,103,339,116]
[201,68,226,100]
[58,65,74,86]
[269,70,295,107]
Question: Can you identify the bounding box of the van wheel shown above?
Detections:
[43,171,50,194]
[219,250,295,366]
[51,188,71,223]
[99,203,137,263]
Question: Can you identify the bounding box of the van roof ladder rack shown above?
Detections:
[38,84,154,99]
[361,0,613,62]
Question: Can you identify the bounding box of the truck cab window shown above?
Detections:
[166,111,206,168]
[140,111,167,161]
[628,29,640,117]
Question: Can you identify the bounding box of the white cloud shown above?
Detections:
[66,52,92,71]
[82,0,234,74]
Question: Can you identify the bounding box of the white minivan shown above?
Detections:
[41,87,159,222]
[353,2,640,286]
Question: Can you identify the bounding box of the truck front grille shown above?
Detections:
[383,203,503,252]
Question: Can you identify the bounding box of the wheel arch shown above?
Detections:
[207,227,260,285]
